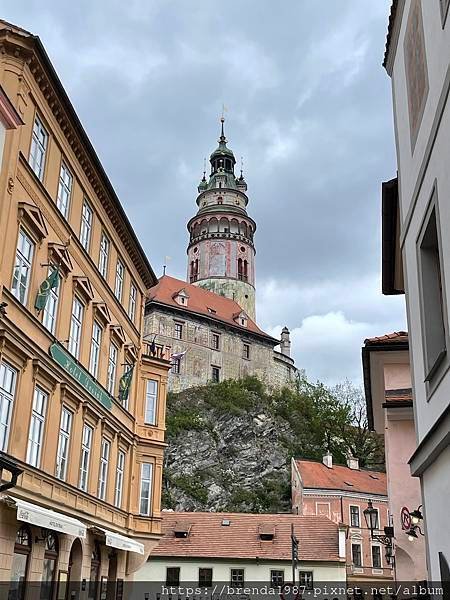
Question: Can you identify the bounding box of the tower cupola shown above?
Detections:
[186,118,257,319]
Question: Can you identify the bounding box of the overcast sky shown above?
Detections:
[3,0,405,386]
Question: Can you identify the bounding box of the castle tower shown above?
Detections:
[186,118,257,319]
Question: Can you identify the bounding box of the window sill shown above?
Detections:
[425,348,450,402]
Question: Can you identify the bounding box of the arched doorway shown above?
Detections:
[40,532,59,600]
[8,525,32,600]
[67,538,83,600]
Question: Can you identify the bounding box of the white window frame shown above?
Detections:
[230,569,245,587]
[26,386,48,468]
[145,380,158,426]
[11,228,34,305]
[98,437,110,500]
[79,422,93,492]
[107,343,118,395]
[174,322,183,340]
[42,266,61,334]
[114,259,125,301]
[55,407,72,481]
[89,321,102,379]
[68,297,84,359]
[352,542,363,568]
[371,543,383,569]
[29,114,48,180]
[79,199,93,251]
[114,450,125,508]
[299,571,313,591]
[139,462,153,515]
[98,232,110,278]
[128,283,137,322]
[0,361,17,452]
[56,162,73,218]
[349,505,361,528]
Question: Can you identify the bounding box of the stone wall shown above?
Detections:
[144,308,297,392]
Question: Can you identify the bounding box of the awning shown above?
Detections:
[91,527,144,554]
[8,497,86,538]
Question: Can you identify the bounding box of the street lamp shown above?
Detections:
[364,500,395,565]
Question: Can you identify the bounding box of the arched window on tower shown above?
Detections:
[243,260,248,282]
[190,259,199,283]
[238,258,243,281]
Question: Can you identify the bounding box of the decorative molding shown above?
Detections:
[93,302,111,327]
[17,201,48,242]
[72,276,94,304]
[48,243,73,277]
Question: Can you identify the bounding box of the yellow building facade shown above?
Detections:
[0,20,170,599]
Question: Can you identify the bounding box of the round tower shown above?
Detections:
[186,119,256,319]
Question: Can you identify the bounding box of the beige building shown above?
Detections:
[382,0,450,581]
[0,19,171,599]
[145,275,297,392]
[291,456,392,585]
[139,511,347,594]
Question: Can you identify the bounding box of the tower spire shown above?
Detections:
[219,116,226,144]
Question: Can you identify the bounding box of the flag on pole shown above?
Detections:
[170,350,187,363]
[35,266,60,312]
[118,364,134,404]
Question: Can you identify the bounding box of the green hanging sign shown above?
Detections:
[49,343,112,410]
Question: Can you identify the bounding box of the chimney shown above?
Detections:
[347,456,359,470]
[280,326,291,357]
[323,451,333,469]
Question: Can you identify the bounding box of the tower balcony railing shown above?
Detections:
[189,231,254,245]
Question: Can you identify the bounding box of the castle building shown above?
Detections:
[0,19,171,597]
[145,122,297,391]
[187,118,256,320]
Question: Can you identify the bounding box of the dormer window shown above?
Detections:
[173,289,189,306]
[259,524,275,541]
[174,524,190,538]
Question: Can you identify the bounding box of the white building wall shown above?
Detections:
[137,557,346,588]
[388,0,450,580]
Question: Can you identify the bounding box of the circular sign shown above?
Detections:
[401,506,412,531]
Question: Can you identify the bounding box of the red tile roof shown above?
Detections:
[151,512,342,562]
[295,460,387,496]
[364,331,408,345]
[147,275,277,342]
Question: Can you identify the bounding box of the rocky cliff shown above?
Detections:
[162,376,384,513]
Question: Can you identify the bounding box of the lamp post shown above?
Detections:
[363,500,395,567]
[401,505,425,541]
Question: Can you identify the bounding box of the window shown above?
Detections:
[0,361,17,452]
[211,366,220,383]
[174,322,183,340]
[172,358,181,374]
[350,505,360,528]
[56,162,73,218]
[26,386,47,468]
[418,205,447,381]
[56,407,72,480]
[373,508,380,530]
[11,229,34,305]
[114,450,125,508]
[80,199,93,251]
[230,569,244,588]
[68,297,84,359]
[115,259,125,301]
[128,283,137,322]
[29,114,48,180]
[10,525,31,600]
[299,571,313,591]
[352,543,362,567]
[107,343,118,395]
[243,343,250,360]
[145,380,158,425]
[270,570,284,588]
[372,545,382,569]
[42,267,60,334]
[41,533,58,600]
[166,567,180,587]
[89,321,102,379]
[139,462,153,515]
[98,232,110,278]
[79,423,93,492]
[98,438,110,500]
[211,333,220,350]
[198,568,213,588]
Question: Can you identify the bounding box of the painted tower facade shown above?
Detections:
[186,119,256,319]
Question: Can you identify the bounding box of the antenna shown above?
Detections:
[240,156,244,177]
